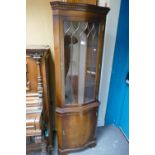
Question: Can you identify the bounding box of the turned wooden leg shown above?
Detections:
[89,141,96,148]
[58,149,67,155]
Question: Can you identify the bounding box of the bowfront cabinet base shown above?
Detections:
[56,102,98,155]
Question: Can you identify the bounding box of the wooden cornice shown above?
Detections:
[50,1,110,15]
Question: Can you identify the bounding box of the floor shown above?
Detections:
[27,125,129,155]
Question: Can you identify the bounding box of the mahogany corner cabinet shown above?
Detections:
[50,2,110,155]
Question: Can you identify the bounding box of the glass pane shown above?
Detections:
[84,23,99,103]
[64,21,99,104]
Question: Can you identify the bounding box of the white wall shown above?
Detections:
[98,0,121,126]
[26,0,54,52]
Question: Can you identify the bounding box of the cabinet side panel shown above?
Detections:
[53,16,65,107]
[95,20,106,98]
[56,113,63,148]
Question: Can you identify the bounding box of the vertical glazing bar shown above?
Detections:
[78,22,88,104]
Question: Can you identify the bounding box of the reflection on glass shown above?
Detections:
[64,21,99,104]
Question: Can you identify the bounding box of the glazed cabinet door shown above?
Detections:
[51,0,109,109]
[63,20,103,105]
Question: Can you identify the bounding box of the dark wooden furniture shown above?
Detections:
[50,2,110,155]
[51,0,97,5]
[26,45,53,152]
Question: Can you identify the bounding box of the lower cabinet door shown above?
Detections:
[56,102,98,152]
